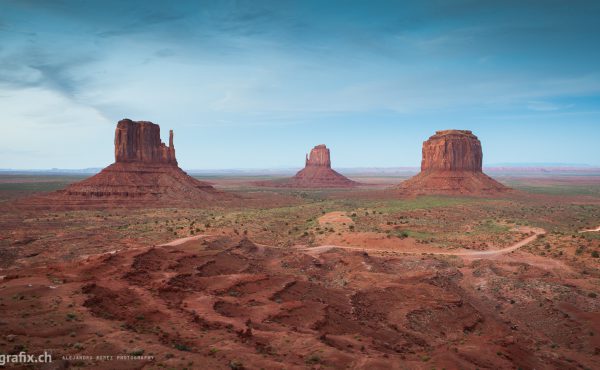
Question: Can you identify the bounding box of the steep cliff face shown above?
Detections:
[305,144,332,168]
[421,130,482,172]
[398,130,509,195]
[256,144,358,188]
[28,119,230,207]
[114,119,177,165]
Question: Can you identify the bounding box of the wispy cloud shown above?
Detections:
[0,0,599,168]
[527,101,573,112]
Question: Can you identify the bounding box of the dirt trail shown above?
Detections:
[158,234,212,247]
[304,227,545,258]
[579,225,600,233]
[158,227,545,259]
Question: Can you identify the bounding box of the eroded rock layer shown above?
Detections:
[24,119,228,207]
[305,144,331,167]
[398,130,509,195]
[114,119,177,165]
[58,162,221,203]
[258,144,358,188]
[421,130,482,171]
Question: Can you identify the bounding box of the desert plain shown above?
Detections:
[0,168,599,370]
[3,0,600,368]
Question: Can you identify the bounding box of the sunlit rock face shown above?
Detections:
[421,130,482,172]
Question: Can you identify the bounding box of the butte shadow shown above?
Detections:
[396,130,510,195]
[255,144,359,188]
[22,119,233,208]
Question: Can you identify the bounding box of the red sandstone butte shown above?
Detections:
[258,144,358,188]
[114,119,177,165]
[397,130,509,195]
[26,119,227,207]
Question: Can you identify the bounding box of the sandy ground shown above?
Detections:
[1,232,598,370]
[318,211,354,225]
[158,234,214,247]
[579,225,600,233]
[1,175,599,369]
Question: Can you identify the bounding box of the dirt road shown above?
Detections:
[158,234,212,247]
[158,227,545,259]
[304,227,546,258]
[579,225,600,233]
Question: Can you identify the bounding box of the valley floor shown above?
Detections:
[0,174,599,369]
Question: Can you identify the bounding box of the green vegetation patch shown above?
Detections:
[375,196,484,212]
[472,219,511,234]
[505,180,600,197]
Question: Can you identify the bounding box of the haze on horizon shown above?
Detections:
[1,0,599,170]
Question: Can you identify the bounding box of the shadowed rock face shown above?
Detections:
[398,130,509,195]
[114,119,177,165]
[421,130,482,172]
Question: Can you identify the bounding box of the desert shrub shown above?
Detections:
[229,360,244,370]
[129,349,144,356]
[305,354,322,364]
[174,343,190,351]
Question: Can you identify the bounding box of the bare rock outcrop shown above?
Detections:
[304,144,331,167]
[24,119,230,207]
[257,144,358,188]
[114,119,177,165]
[421,130,482,171]
[397,130,509,195]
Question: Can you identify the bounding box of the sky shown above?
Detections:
[1,0,599,169]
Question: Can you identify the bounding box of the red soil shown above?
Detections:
[1,234,597,369]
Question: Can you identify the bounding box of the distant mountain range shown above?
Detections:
[487,162,593,167]
[0,168,103,175]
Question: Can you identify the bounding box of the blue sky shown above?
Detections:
[1,0,599,169]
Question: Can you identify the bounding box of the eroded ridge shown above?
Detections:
[1,235,596,369]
